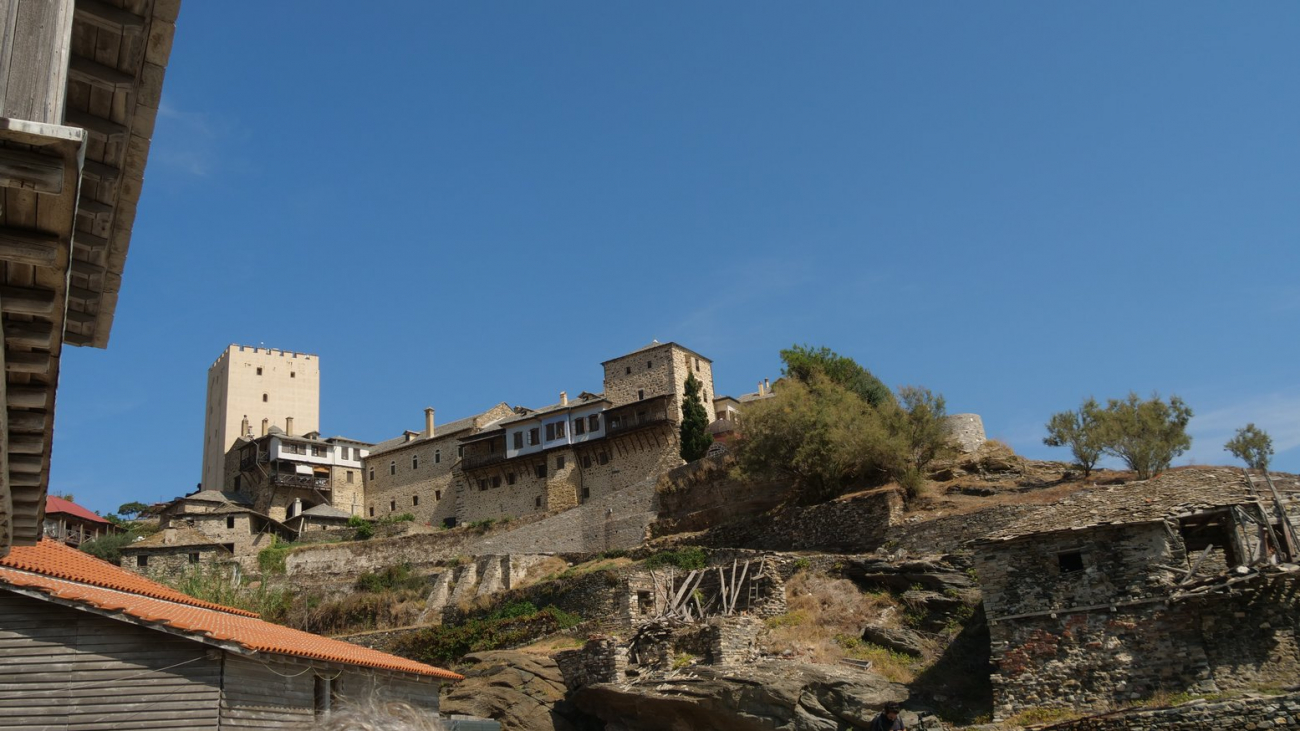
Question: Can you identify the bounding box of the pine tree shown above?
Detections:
[679,372,714,462]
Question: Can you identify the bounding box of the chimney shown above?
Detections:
[560,391,568,407]
[285,416,294,435]
[261,418,269,436]
[241,415,249,438]
[163,528,176,545]
[758,381,764,396]
[291,497,302,518]
[764,378,770,394]
[425,407,436,438]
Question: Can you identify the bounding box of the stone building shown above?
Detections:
[362,403,516,524]
[365,342,718,527]
[121,489,296,576]
[973,467,1300,720]
[201,345,323,493]
[225,426,371,521]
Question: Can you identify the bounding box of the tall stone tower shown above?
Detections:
[200,346,321,491]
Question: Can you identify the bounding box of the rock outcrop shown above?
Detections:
[440,651,576,731]
[572,661,907,730]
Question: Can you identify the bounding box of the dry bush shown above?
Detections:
[760,571,900,665]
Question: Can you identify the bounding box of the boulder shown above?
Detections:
[571,660,907,730]
[860,625,928,657]
[441,651,576,731]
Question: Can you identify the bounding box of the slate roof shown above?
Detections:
[367,405,511,457]
[298,503,351,519]
[600,340,712,366]
[0,540,461,679]
[180,490,253,507]
[497,392,608,427]
[980,467,1300,543]
[45,496,109,525]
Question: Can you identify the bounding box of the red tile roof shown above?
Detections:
[46,495,110,525]
[0,540,461,680]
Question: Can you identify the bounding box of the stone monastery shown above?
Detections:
[143,341,764,567]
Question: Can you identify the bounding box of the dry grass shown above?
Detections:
[517,634,587,656]
[760,571,908,667]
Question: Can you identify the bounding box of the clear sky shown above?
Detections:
[53,2,1300,515]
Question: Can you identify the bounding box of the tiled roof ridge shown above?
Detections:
[0,539,259,617]
[0,566,461,680]
[46,495,110,524]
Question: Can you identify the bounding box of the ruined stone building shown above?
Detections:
[121,489,295,577]
[974,467,1300,720]
[363,341,717,527]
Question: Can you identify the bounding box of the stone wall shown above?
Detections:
[660,488,904,553]
[1040,691,1300,731]
[976,522,1179,619]
[707,616,762,665]
[166,511,275,556]
[555,637,628,691]
[364,431,469,524]
[943,413,986,453]
[121,547,231,579]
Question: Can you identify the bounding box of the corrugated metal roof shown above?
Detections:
[0,540,461,680]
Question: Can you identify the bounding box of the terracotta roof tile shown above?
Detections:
[0,540,461,680]
[46,495,110,525]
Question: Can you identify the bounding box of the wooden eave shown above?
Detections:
[0,0,180,552]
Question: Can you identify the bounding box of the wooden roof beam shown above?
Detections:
[7,386,49,410]
[73,0,145,35]
[68,54,135,91]
[0,286,57,317]
[8,433,45,454]
[8,454,43,475]
[0,148,65,195]
[3,321,55,349]
[8,411,48,432]
[64,109,128,141]
[81,159,120,184]
[0,227,60,268]
[9,473,44,489]
[4,352,50,375]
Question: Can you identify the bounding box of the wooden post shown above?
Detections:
[1261,471,1300,561]
[0,0,77,124]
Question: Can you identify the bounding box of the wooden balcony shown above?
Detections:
[271,473,330,491]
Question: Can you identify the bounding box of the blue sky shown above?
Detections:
[53,3,1300,514]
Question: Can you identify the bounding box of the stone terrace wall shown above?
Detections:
[651,455,789,537]
[660,488,903,553]
[1041,691,1300,731]
[466,474,659,555]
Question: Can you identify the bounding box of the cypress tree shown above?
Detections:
[680,372,714,462]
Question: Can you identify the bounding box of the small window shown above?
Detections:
[435,490,442,500]
[346,470,354,484]
[137,555,148,567]
[536,464,547,479]
[528,428,539,445]
[389,461,396,475]
[646,360,652,369]
[188,552,200,564]
[638,389,644,400]
[598,451,609,465]
[589,414,599,432]
[556,421,566,438]
[625,366,631,374]
[535,496,542,508]
[694,357,700,371]
[581,487,590,501]
[435,449,441,464]
[546,423,555,441]
[412,495,419,506]
[290,372,296,378]
[492,476,501,488]
[369,506,374,517]
[556,456,565,470]
[582,455,592,469]
[478,479,488,491]
[226,516,235,529]
[507,473,516,485]
[574,419,585,436]
[222,543,235,553]
[262,393,268,402]
[513,432,523,449]
[1058,551,1085,574]
[412,455,419,469]
[389,500,396,512]
[457,446,464,458]
[368,467,375,481]
[311,445,325,457]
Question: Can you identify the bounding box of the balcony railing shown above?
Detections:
[605,402,672,438]
[239,452,269,471]
[462,451,507,470]
[271,473,330,490]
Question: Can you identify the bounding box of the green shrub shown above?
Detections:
[355,564,425,593]
[79,532,140,564]
[392,605,581,665]
[257,538,292,575]
[644,546,708,571]
[165,563,293,621]
[348,515,375,540]
[467,518,496,533]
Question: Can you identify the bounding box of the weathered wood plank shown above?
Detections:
[0,146,64,194]
[68,53,133,90]
[0,284,55,315]
[2,320,53,347]
[73,0,143,35]
[5,351,50,375]
[0,226,59,267]
[64,108,128,139]
[7,409,47,431]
